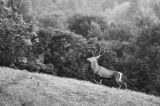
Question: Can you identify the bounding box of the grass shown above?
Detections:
[0,67,160,106]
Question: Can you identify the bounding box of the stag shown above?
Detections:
[87,48,129,89]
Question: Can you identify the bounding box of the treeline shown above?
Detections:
[0,0,160,96]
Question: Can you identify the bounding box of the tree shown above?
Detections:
[67,14,108,39]
[0,1,37,67]
[133,17,160,95]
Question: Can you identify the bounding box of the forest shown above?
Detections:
[0,0,160,96]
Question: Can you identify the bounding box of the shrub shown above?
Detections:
[0,3,37,66]
[67,14,108,39]
[133,17,160,95]
[38,12,67,30]
[104,23,132,42]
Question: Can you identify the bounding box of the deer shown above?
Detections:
[87,48,130,89]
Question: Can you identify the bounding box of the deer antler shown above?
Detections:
[91,47,98,57]
[97,47,106,57]
[90,45,106,58]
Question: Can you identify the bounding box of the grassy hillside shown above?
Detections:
[0,67,160,106]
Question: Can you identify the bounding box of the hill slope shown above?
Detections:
[0,67,160,106]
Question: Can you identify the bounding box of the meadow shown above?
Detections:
[0,67,160,106]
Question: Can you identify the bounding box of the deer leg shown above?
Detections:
[99,73,103,84]
[100,80,102,84]
[124,83,127,89]
[115,73,121,89]
[93,74,99,84]
[119,81,127,89]
[118,83,122,89]
[94,79,99,84]
[116,81,122,89]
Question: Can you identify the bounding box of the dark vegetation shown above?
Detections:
[0,0,160,96]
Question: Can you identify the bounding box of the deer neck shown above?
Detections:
[90,61,99,73]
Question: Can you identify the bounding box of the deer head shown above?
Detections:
[87,55,101,63]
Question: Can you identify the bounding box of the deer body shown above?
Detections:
[87,55,127,89]
[90,61,115,78]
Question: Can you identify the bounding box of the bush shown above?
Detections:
[18,62,56,75]
[45,29,88,79]
[0,1,56,75]
[133,17,160,95]
[0,3,37,66]
[67,14,133,42]
[104,23,132,42]
[67,14,108,39]
[38,12,67,30]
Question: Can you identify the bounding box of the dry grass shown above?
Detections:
[0,67,160,106]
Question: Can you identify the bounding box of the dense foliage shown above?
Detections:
[0,0,160,96]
